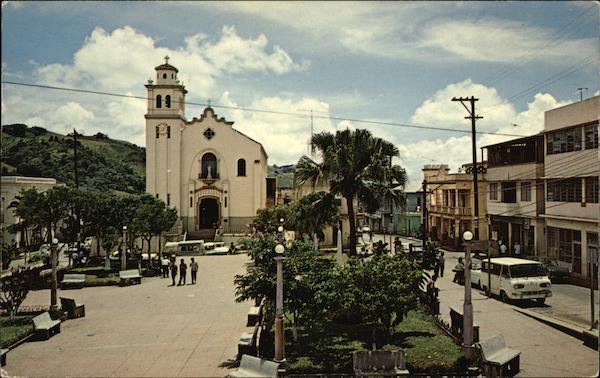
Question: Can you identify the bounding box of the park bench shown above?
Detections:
[228,354,280,378]
[237,324,260,359]
[1,349,7,367]
[119,269,142,286]
[60,273,86,289]
[33,311,61,340]
[449,306,479,342]
[353,350,409,377]
[60,297,85,319]
[476,334,521,377]
[246,305,263,326]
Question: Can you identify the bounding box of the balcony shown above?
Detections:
[429,205,471,216]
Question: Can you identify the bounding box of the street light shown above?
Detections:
[274,243,286,362]
[50,238,59,311]
[462,230,474,360]
[121,226,127,271]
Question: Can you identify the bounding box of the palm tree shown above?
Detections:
[295,129,407,256]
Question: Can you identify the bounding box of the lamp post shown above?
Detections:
[50,238,59,311]
[121,226,127,271]
[274,243,286,362]
[462,230,475,360]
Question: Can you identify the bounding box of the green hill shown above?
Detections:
[1,124,145,193]
[1,123,296,194]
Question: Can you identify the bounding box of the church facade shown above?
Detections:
[145,58,268,237]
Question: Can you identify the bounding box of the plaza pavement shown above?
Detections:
[4,254,251,377]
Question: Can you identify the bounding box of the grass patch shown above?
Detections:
[273,309,462,375]
[69,265,120,286]
[0,316,34,348]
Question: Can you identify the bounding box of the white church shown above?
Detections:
[145,57,270,240]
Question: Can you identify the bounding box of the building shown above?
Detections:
[145,57,268,239]
[423,164,488,251]
[542,96,599,284]
[484,134,545,256]
[1,176,56,247]
[393,191,423,237]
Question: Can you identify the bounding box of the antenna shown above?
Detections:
[577,87,588,102]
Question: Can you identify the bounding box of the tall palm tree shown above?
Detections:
[295,129,407,256]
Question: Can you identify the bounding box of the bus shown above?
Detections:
[480,257,552,304]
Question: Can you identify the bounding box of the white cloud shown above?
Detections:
[219,91,332,164]
[399,82,572,191]
[24,101,95,134]
[212,2,595,63]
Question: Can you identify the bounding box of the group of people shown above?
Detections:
[161,257,199,286]
[498,240,521,256]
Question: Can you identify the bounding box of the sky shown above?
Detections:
[2,1,598,191]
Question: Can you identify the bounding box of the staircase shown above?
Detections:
[187,228,216,241]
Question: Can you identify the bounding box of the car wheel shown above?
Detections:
[535,298,546,305]
[500,290,510,303]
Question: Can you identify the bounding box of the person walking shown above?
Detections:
[169,258,177,286]
[190,257,198,284]
[161,257,169,278]
[178,258,187,286]
[453,257,464,284]
[438,251,445,277]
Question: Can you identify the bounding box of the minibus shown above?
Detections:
[480,257,552,304]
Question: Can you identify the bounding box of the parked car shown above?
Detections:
[540,258,570,283]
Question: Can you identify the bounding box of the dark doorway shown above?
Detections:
[198,198,219,228]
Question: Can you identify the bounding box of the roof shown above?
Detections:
[154,63,179,73]
[488,257,542,265]
[481,133,543,149]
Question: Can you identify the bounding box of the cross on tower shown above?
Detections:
[164,55,170,64]
[207,98,211,107]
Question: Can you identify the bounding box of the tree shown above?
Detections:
[0,267,40,319]
[295,129,407,256]
[155,206,178,258]
[332,255,422,349]
[251,205,295,235]
[291,191,338,241]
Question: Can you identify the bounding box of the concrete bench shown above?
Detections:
[246,305,263,326]
[449,306,479,342]
[353,350,409,376]
[60,297,85,319]
[1,348,7,367]
[119,269,142,286]
[228,354,279,378]
[476,334,521,377]
[237,325,260,359]
[33,311,61,340]
[60,274,85,289]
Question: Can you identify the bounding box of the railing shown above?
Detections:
[198,173,220,180]
[428,205,471,216]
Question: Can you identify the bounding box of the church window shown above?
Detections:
[166,95,171,108]
[156,193,159,198]
[224,197,227,207]
[171,73,174,79]
[163,73,167,79]
[167,193,170,206]
[156,95,162,108]
[190,197,193,208]
[167,126,171,138]
[201,153,218,179]
[155,126,159,138]
[237,159,246,176]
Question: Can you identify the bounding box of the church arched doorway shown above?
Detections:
[198,197,219,229]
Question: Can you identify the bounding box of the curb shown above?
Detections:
[513,307,598,349]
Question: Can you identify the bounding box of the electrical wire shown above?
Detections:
[1,80,528,138]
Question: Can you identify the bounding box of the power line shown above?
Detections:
[1,80,528,138]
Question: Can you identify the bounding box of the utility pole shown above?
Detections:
[577,87,588,102]
[73,129,82,257]
[452,97,483,240]
[422,180,428,247]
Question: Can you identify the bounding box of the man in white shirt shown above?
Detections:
[514,242,521,257]
[190,257,199,284]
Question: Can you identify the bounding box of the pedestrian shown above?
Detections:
[499,241,507,256]
[169,258,178,286]
[190,257,198,284]
[228,242,236,255]
[161,257,169,278]
[71,250,79,268]
[453,257,464,284]
[438,251,445,277]
[394,237,403,254]
[514,242,521,257]
[433,258,440,278]
[427,275,439,299]
[178,258,187,286]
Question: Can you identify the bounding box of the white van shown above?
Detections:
[164,240,205,255]
[480,257,552,304]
